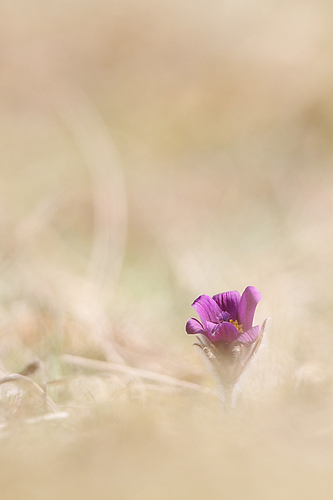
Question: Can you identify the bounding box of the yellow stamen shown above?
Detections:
[229,319,243,333]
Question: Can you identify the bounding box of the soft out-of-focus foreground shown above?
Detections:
[0,0,333,498]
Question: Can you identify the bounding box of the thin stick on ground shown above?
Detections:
[61,354,216,396]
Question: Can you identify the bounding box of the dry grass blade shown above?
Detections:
[56,87,127,298]
[53,85,128,363]
[0,374,59,413]
[24,412,70,424]
[61,354,215,395]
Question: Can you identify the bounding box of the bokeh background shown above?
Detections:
[1,0,333,498]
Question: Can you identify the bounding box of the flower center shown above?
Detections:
[229,319,243,333]
[219,312,244,333]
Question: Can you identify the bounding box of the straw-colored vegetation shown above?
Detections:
[0,0,333,498]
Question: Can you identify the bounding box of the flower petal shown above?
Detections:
[208,322,239,343]
[238,286,262,331]
[237,325,260,344]
[213,291,241,320]
[191,295,221,325]
[185,318,205,336]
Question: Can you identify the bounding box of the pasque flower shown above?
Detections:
[186,286,265,404]
[186,286,261,344]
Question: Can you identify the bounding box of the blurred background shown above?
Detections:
[1,0,333,498]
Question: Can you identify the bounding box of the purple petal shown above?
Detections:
[185,318,205,336]
[238,286,262,331]
[191,295,221,326]
[208,322,239,343]
[205,321,220,337]
[237,325,260,344]
[212,291,241,321]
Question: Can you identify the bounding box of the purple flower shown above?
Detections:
[186,286,265,405]
[186,286,262,345]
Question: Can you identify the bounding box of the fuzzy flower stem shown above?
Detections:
[223,384,235,410]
